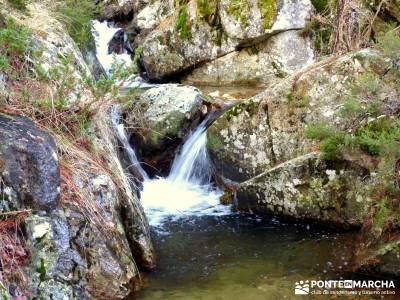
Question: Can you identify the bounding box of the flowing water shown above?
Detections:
[140,118,230,227]
[111,105,149,182]
[91,20,153,88]
[96,24,381,300]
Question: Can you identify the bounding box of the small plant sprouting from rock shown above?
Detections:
[176,3,191,39]
[37,258,47,286]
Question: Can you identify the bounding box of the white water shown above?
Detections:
[91,20,153,88]
[141,120,230,227]
[111,105,149,181]
[97,20,229,227]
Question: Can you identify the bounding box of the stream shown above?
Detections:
[92,21,384,300]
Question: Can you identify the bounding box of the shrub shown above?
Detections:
[56,0,97,52]
[304,123,336,140]
[0,17,32,73]
[375,28,400,60]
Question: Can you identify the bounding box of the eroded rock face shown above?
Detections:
[138,0,313,81]
[236,152,370,227]
[0,114,60,210]
[207,49,397,181]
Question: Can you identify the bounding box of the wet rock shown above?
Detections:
[0,114,60,210]
[101,0,137,20]
[236,152,370,227]
[108,29,133,54]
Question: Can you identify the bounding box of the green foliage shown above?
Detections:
[258,0,277,29]
[352,72,380,95]
[0,17,32,74]
[309,19,333,54]
[357,119,400,157]
[57,0,97,52]
[373,198,390,229]
[339,96,364,117]
[311,0,329,13]
[375,29,400,60]
[7,0,28,11]
[176,4,190,39]
[304,123,336,141]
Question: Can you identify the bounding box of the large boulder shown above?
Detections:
[0,112,154,299]
[219,0,312,43]
[236,152,371,227]
[126,84,205,175]
[137,0,313,81]
[0,114,60,210]
[207,48,399,181]
[183,29,314,87]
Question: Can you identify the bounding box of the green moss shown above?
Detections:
[224,101,258,121]
[227,0,251,25]
[196,0,225,45]
[258,0,277,29]
[176,4,191,39]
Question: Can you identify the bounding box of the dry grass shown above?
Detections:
[0,209,31,296]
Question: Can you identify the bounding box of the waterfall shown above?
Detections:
[91,20,154,88]
[140,118,230,227]
[168,118,211,185]
[110,107,230,227]
[95,21,229,228]
[111,105,149,182]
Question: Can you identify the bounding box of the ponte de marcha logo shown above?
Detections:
[295,280,310,294]
[294,279,396,296]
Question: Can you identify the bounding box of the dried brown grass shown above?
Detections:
[0,209,31,296]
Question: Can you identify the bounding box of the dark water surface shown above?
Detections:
[134,214,364,300]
